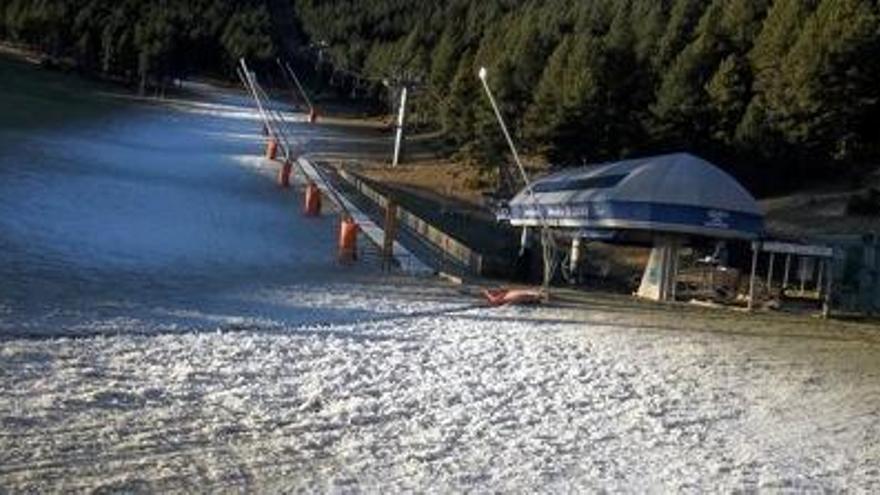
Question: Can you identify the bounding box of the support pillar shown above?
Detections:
[637,235,681,302]
[748,241,760,311]
[569,237,582,285]
[520,227,530,256]
[783,254,792,292]
[392,86,408,167]
[800,257,809,295]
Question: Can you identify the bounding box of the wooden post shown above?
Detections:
[382,201,399,271]
[748,241,760,311]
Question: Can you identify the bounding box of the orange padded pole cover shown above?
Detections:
[338,216,359,264]
[265,137,278,161]
[304,182,322,216]
[277,160,293,188]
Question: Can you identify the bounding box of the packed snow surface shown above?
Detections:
[2,67,880,492]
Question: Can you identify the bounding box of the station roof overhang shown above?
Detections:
[501,152,765,242]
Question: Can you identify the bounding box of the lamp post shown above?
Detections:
[478,67,556,291]
[477,67,531,192]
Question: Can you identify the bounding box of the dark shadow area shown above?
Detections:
[0,300,485,342]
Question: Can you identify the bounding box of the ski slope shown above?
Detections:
[1,73,879,492]
[3,289,880,492]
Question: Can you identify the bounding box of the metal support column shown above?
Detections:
[569,237,582,285]
[748,242,760,311]
[392,86,408,167]
[783,254,792,292]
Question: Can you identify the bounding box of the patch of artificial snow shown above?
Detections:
[2,82,879,492]
[3,297,880,492]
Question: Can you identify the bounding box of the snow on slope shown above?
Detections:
[0,85,363,336]
[1,80,879,492]
[2,293,880,492]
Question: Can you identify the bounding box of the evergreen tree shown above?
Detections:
[523,35,572,155]
[706,53,750,144]
[770,0,880,161]
[4,0,880,191]
[429,26,460,91]
[443,50,478,148]
[654,0,709,68]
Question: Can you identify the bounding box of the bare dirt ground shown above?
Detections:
[762,189,880,238]
[358,159,491,206]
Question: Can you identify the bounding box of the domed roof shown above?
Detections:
[504,153,764,239]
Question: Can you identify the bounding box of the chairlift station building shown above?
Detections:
[500,153,778,304]
[503,152,764,242]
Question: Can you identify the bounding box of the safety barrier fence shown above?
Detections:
[336,168,495,276]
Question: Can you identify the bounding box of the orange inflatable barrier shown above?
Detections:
[482,288,545,307]
[338,217,359,263]
[277,160,293,188]
[304,182,322,216]
[265,137,279,161]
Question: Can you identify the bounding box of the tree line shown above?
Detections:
[293,0,880,194]
[0,0,274,93]
[2,0,879,193]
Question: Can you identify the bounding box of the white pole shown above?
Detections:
[520,227,530,256]
[478,67,531,192]
[237,63,291,161]
[281,59,314,113]
[800,257,807,295]
[242,64,302,164]
[249,76,351,217]
[238,61,274,139]
[569,237,582,285]
[392,86,408,167]
[479,67,557,290]
[783,254,792,291]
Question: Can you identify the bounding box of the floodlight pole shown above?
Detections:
[238,59,279,149]
[477,67,532,194]
[277,58,315,115]
[478,67,555,291]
